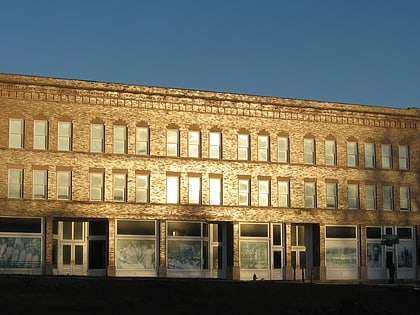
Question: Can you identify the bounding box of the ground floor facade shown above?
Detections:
[0,216,418,282]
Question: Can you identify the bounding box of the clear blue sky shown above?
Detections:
[1,0,419,108]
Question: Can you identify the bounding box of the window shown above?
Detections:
[33,170,47,199]
[209,176,222,205]
[304,138,315,164]
[113,173,127,202]
[188,176,201,204]
[364,143,375,168]
[166,175,179,204]
[398,145,409,170]
[304,182,316,208]
[365,185,376,210]
[136,174,149,203]
[167,129,179,157]
[91,124,104,153]
[209,132,221,159]
[58,122,72,151]
[238,134,249,160]
[8,169,23,198]
[136,126,149,155]
[258,179,270,207]
[238,178,250,206]
[57,171,71,200]
[347,142,358,167]
[113,125,127,154]
[278,181,289,207]
[382,186,393,210]
[326,182,337,209]
[325,140,336,166]
[381,144,392,169]
[188,130,201,158]
[399,187,410,211]
[347,184,359,209]
[9,119,24,148]
[90,172,104,201]
[277,137,289,163]
[258,135,269,161]
[34,120,48,150]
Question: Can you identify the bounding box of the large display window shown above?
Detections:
[0,217,43,274]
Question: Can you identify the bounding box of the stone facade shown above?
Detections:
[0,73,419,281]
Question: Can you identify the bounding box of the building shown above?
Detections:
[0,73,419,281]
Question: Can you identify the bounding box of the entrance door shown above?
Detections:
[291,224,306,281]
[58,221,88,275]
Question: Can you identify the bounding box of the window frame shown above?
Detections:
[8,169,23,198]
[90,124,105,153]
[277,136,289,163]
[325,140,336,166]
[398,145,409,170]
[364,143,375,168]
[166,175,180,204]
[209,176,222,205]
[188,130,201,158]
[257,135,270,161]
[33,170,47,199]
[399,186,410,211]
[381,144,392,169]
[9,119,24,148]
[135,174,149,203]
[238,178,250,206]
[209,132,221,159]
[57,170,71,200]
[188,176,201,204]
[90,172,104,201]
[277,180,289,208]
[326,182,337,209]
[166,129,179,157]
[303,138,315,164]
[304,181,316,208]
[258,179,270,207]
[33,120,48,150]
[365,184,377,210]
[237,134,250,160]
[113,173,127,202]
[347,184,359,210]
[346,141,358,167]
[382,185,393,211]
[136,126,149,155]
[57,121,72,151]
[113,125,127,154]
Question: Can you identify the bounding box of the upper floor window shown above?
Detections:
[364,143,375,168]
[8,169,23,198]
[135,174,149,203]
[325,140,336,166]
[90,172,104,201]
[91,124,104,153]
[188,176,201,204]
[346,142,358,167]
[238,178,250,206]
[166,175,180,204]
[347,184,359,210]
[326,182,337,209]
[113,125,127,154]
[381,144,392,169]
[9,119,24,148]
[33,170,47,199]
[365,185,376,210]
[113,173,127,202]
[136,126,149,155]
[399,186,410,211]
[278,180,289,208]
[304,138,315,164]
[304,182,316,208]
[209,176,222,205]
[34,120,48,150]
[57,171,71,200]
[238,134,250,160]
[166,129,179,157]
[277,137,289,163]
[398,145,409,170]
[188,130,201,158]
[257,135,270,161]
[58,122,72,151]
[382,186,393,210]
[258,179,270,207]
[209,132,221,159]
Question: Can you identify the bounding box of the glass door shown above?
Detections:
[58,221,88,275]
[291,224,306,281]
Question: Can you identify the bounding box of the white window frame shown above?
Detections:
[304,138,315,164]
[34,120,48,150]
[364,143,375,168]
[278,181,289,208]
[33,170,47,199]
[188,176,201,204]
[166,175,179,204]
[277,137,289,163]
[258,179,270,207]
[347,142,358,167]
[58,122,72,151]
[209,176,222,205]
[136,174,149,203]
[304,182,316,208]
[209,132,221,159]
[57,171,71,200]
[365,185,376,210]
[347,184,359,210]
[136,126,149,155]
[113,173,127,202]
[382,186,393,211]
[398,145,409,170]
[381,144,392,169]
[238,134,249,160]
[399,186,410,211]
[113,125,127,154]
[238,178,250,206]
[326,182,337,209]
[188,130,201,158]
[8,169,23,198]
[9,119,24,148]
[91,124,104,153]
[257,135,269,161]
[325,140,336,166]
[90,172,104,201]
[167,129,179,157]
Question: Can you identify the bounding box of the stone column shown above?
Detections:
[319,224,327,281]
[284,223,294,280]
[158,219,167,277]
[44,216,54,275]
[107,218,116,276]
[232,221,240,280]
[359,224,367,281]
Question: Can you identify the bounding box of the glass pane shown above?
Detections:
[89,221,107,235]
[74,222,83,240]
[62,245,71,264]
[75,245,83,265]
[273,225,281,245]
[240,241,269,269]
[89,240,106,269]
[117,220,155,235]
[168,222,202,237]
[273,251,282,269]
[326,226,356,238]
[0,217,41,233]
[366,227,382,239]
[240,224,268,237]
[63,222,72,239]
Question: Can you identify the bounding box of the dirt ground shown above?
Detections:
[0,276,419,314]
